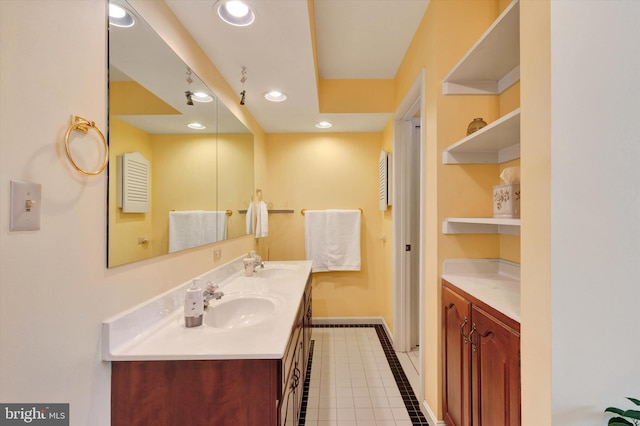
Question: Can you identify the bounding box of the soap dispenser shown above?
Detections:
[243,252,255,277]
[184,280,204,327]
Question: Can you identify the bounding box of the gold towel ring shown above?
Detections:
[64,115,109,176]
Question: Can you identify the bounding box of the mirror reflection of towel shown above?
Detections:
[169,210,227,253]
[255,201,268,238]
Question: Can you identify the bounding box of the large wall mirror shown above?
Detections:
[108,1,254,268]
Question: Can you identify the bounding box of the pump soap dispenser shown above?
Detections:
[184,280,204,327]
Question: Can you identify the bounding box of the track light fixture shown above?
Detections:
[185,67,194,106]
[239,66,247,105]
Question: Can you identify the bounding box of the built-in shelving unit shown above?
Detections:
[442,0,520,95]
[443,108,520,164]
[442,0,521,236]
[442,217,520,236]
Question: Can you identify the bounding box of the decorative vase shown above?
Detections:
[467,117,487,135]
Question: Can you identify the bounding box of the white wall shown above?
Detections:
[0,2,251,424]
[551,1,640,423]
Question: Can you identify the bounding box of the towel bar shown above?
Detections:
[301,208,363,216]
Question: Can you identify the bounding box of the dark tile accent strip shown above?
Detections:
[374,324,430,426]
[298,340,314,426]
[297,324,430,426]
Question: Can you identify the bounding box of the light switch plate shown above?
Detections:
[10,180,41,231]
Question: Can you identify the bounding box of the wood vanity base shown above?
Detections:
[112,359,277,426]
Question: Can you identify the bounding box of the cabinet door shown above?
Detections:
[442,286,472,426]
[471,306,521,426]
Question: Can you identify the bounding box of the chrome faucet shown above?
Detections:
[254,259,265,269]
[203,281,224,307]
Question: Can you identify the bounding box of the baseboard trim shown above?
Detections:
[423,400,445,425]
[312,316,393,343]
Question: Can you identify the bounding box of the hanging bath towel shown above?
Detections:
[304,210,329,272]
[326,209,361,271]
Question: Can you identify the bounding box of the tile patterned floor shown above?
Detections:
[299,325,429,426]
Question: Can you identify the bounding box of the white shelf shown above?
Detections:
[443,108,520,164]
[442,217,520,235]
[442,0,520,95]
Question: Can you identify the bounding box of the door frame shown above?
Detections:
[392,70,426,382]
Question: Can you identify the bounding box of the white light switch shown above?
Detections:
[10,180,41,231]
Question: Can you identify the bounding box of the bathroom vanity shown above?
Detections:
[103,259,313,426]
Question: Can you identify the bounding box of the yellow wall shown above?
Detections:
[108,118,155,265]
[263,133,388,320]
[318,79,394,113]
[218,133,255,238]
[520,1,552,424]
[391,0,520,417]
[380,120,395,332]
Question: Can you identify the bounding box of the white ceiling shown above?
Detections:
[164,0,430,133]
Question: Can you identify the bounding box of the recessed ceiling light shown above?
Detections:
[264,91,287,102]
[187,122,206,130]
[109,2,135,28]
[216,0,256,27]
[192,92,213,103]
[315,121,332,129]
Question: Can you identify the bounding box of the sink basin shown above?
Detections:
[254,264,300,278]
[204,294,280,329]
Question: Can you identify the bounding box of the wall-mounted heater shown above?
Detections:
[117,152,149,213]
[379,150,391,211]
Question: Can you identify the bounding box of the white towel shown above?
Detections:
[169,210,203,253]
[304,210,329,272]
[245,201,254,234]
[326,209,361,271]
[201,211,227,244]
[255,201,269,238]
[304,209,361,272]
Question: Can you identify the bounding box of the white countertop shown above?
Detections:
[102,259,312,361]
[441,259,520,323]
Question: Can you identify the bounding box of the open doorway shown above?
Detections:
[392,71,425,399]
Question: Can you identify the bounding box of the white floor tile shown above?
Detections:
[355,407,376,421]
[336,408,356,421]
[306,328,420,426]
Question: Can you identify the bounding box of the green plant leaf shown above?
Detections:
[623,409,640,420]
[608,417,634,426]
[627,398,640,407]
[607,407,627,416]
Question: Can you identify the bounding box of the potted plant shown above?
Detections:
[605,397,640,425]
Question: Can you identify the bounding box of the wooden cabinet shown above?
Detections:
[443,286,472,426]
[112,276,312,426]
[442,280,520,426]
[471,305,520,426]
